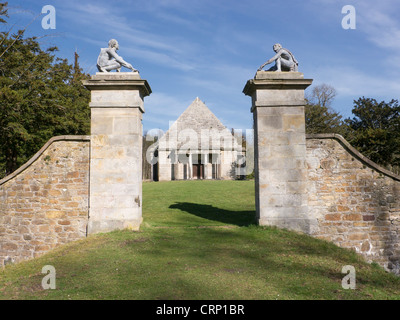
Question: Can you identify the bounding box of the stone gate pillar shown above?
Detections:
[243,71,317,234]
[83,72,151,234]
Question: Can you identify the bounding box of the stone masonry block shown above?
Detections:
[244,72,314,235]
[83,73,151,235]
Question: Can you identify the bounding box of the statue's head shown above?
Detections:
[273,43,282,52]
[108,39,119,50]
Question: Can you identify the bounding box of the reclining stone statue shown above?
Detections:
[97,39,138,72]
[258,43,298,72]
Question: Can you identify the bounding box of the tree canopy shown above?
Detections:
[345,97,400,167]
[305,84,346,135]
[0,3,90,178]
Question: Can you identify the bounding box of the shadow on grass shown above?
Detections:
[169,202,256,227]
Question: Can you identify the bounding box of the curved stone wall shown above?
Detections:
[306,134,400,274]
[0,136,90,267]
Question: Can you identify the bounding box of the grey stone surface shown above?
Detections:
[243,72,315,234]
[93,72,141,80]
[83,73,151,234]
[254,71,304,80]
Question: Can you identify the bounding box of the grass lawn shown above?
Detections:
[1,180,400,300]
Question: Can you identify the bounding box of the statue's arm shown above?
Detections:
[258,50,282,70]
[108,49,127,64]
[108,49,137,71]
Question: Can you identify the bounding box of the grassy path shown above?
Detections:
[1,180,400,300]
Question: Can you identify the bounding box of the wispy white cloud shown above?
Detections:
[63,4,181,53]
[357,2,400,51]
[309,65,400,118]
[312,65,400,100]
[57,1,203,71]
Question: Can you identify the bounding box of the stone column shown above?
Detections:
[83,72,151,234]
[175,162,184,180]
[158,149,172,181]
[243,71,317,234]
[189,153,193,179]
[205,156,213,180]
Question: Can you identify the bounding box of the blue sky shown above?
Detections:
[5,0,400,132]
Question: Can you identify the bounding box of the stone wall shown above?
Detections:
[2,131,400,275]
[306,134,400,274]
[0,136,90,267]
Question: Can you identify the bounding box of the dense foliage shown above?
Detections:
[345,97,400,167]
[305,103,346,135]
[0,3,90,178]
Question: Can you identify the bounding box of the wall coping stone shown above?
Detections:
[307,133,400,181]
[0,135,90,186]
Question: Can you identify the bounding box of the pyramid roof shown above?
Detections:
[158,97,241,152]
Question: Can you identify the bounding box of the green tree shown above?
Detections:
[305,84,347,135]
[0,3,90,178]
[305,104,346,134]
[345,97,400,167]
[0,2,7,23]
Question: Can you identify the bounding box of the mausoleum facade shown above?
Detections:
[152,98,243,181]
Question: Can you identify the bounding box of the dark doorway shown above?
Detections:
[192,163,204,179]
[192,154,204,180]
[152,149,159,181]
[153,163,159,181]
[171,164,175,181]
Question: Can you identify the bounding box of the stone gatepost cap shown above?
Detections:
[254,71,305,80]
[92,72,142,80]
[82,72,152,98]
[243,71,313,96]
